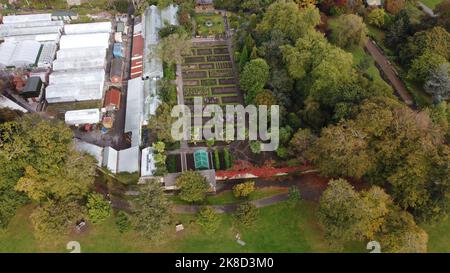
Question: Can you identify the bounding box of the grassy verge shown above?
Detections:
[422,217,450,253]
[420,0,442,9]
[0,201,364,252]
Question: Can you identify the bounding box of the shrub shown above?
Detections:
[288,186,301,205]
[214,149,221,170]
[250,140,262,154]
[223,148,232,169]
[176,171,210,203]
[115,211,131,233]
[233,202,259,227]
[233,181,255,198]
[87,193,112,224]
[196,206,221,235]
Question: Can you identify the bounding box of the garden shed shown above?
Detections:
[194,149,210,170]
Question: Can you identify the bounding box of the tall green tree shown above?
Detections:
[240,58,270,104]
[329,14,368,50]
[196,206,221,235]
[176,171,210,203]
[157,32,192,65]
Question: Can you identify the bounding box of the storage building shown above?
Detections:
[104,87,121,110]
[110,58,123,83]
[20,77,44,103]
[65,108,101,125]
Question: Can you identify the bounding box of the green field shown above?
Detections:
[423,217,450,253]
[420,0,442,9]
[0,202,362,253]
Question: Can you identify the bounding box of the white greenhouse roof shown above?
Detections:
[49,69,104,84]
[125,78,144,147]
[64,22,112,34]
[3,13,52,24]
[117,146,140,173]
[74,139,103,167]
[46,81,104,103]
[143,79,161,124]
[161,4,179,26]
[59,33,110,49]
[37,42,57,68]
[0,20,63,30]
[0,95,28,112]
[143,45,163,79]
[144,5,162,46]
[141,147,156,177]
[65,108,101,125]
[0,25,62,38]
[56,47,106,60]
[103,146,118,173]
[4,33,61,43]
[0,41,42,67]
[53,57,106,71]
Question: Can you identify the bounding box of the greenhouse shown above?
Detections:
[49,69,105,85]
[125,78,144,147]
[53,57,106,71]
[46,81,104,103]
[59,33,110,49]
[64,21,112,35]
[143,78,161,125]
[37,42,57,68]
[0,20,63,30]
[0,41,42,68]
[56,47,106,60]
[65,108,101,125]
[0,42,17,67]
[103,147,118,173]
[0,25,62,38]
[4,33,61,43]
[194,149,210,170]
[117,146,140,173]
[2,13,52,24]
[74,139,103,167]
[141,147,156,177]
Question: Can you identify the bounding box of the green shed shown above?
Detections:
[194,150,209,170]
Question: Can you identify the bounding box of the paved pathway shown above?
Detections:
[365,39,414,106]
[418,2,437,17]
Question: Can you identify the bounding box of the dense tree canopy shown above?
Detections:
[329,14,368,50]
[240,58,270,104]
[176,171,211,203]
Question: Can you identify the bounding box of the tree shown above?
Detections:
[289,128,316,163]
[132,181,172,240]
[147,102,175,143]
[233,202,258,227]
[176,171,210,203]
[379,208,428,253]
[367,8,386,28]
[233,181,255,198]
[435,0,450,32]
[385,0,405,14]
[196,206,221,235]
[294,0,317,9]
[254,89,277,106]
[424,63,450,101]
[408,51,448,83]
[87,193,112,224]
[157,32,192,65]
[256,1,320,42]
[240,58,269,104]
[308,121,373,179]
[385,11,411,50]
[31,200,86,240]
[329,14,368,49]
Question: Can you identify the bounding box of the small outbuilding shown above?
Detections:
[110,58,123,83]
[113,43,123,58]
[194,149,210,170]
[21,76,44,103]
[104,87,121,110]
[65,108,101,126]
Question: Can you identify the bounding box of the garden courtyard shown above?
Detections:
[194,13,226,37]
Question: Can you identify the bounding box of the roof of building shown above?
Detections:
[141,147,156,177]
[0,20,63,30]
[0,95,28,112]
[4,33,61,43]
[3,13,52,24]
[64,21,112,35]
[117,146,140,173]
[74,139,103,167]
[53,57,106,71]
[103,146,118,173]
[0,25,62,38]
[366,0,381,5]
[59,33,110,49]
[116,21,125,32]
[56,47,106,60]
[52,10,78,17]
[194,149,209,170]
[161,4,179,26]
[104,88,121,108]
[0,40,42,67]
[21,77,43,98]
[143,78,161,124]
[111,58,123,76]
[125,78,144,147]
[37,42,57,68]
[46,80,104,103]
[65,108,101,125]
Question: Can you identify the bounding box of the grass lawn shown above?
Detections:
[422,217,450,253]
[169,187,287,205]
[0,201,367,253]
[194,13,225,36]
[420,0,442,9]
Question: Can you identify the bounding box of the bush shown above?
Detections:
[276,146,289,158]
[233,181,256,198]
[214,149,221,170]
[288,186,301,205]
[196,206,221,235]
[223,148,232,169]
[250,140,262,154]
[115,211,131,233]
[233,202,259,227]
[87,193,112,224]
[167,155,177,173]
[113,0,129,13]
[176,171,210,203]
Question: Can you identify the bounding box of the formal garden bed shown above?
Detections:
[194,13,226,37]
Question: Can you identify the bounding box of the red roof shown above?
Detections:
[104,88,121,109]
[130,34,143,79]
